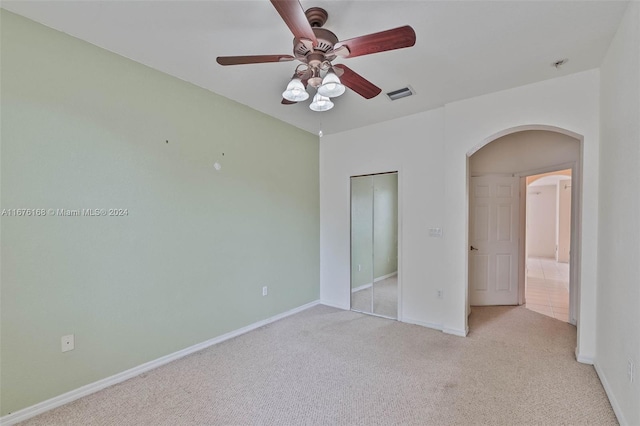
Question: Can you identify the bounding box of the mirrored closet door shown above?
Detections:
[350,172,398,319]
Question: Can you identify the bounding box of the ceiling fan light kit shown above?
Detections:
[317,69,346,98]
[309,93,334,112]
[216,1,416,113]
[282,77,309,102]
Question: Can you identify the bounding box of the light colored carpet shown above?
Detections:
[19,305,616,425]
[351,276,398,318]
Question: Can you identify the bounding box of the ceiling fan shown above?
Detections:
[216,0,416,112]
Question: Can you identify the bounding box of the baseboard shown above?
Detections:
[443,326,469,337]
[401,318,467,337]
[351,283,372,293]
[351,271,398,293]
[402,317,443,332]
[0,300,321,426]
[575,347,595,365]
[319,301,349,310]
[375,271,398,282]
[594,362,628,425]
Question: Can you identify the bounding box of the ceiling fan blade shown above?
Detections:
[270,0,318,46]
[216,55,295,66]
[334,25,416,58]
[333,64,381,99]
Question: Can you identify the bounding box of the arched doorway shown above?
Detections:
[467,127,582,325]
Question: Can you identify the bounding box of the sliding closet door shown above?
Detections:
[372,173,398,318]
[351,172,398,319]
[350,176,374,314]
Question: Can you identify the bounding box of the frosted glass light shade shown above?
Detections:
[282,78,309,102]
[309,93,334,112]
[317,70,345,97]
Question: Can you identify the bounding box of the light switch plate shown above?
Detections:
[429,227,443,237]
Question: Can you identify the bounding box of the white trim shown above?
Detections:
[396,169,403,322]
[351,283,372,293]
[375,271,398,282]
[575,347,595,364]
[0,300,320,426]
[351,271,398,293]
[319,301,349,310]
[443,326,469,337]
[402,317,443,332]
[594,362,627,426]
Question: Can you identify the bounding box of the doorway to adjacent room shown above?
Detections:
[523,170,572,322]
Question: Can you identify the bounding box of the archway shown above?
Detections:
[467,126,582,327]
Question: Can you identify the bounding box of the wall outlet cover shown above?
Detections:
[61,334,75,352]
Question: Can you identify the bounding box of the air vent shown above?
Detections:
[387,86,413,101]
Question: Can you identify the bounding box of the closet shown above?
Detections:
[350,172,398,319]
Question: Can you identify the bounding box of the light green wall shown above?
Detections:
[350,177,373,289]
[350,173,397,290]
[0,11,319,416]
[373,173,398,278]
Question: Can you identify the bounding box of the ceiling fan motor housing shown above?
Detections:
[293,28,339,62]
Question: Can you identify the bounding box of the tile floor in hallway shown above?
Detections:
[525,257,570,322]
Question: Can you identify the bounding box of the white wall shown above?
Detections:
[321,69,600,345]
[321,108,446,329]
[526,185,557,258]
[469,130,580,176]
[597,2,640,425]
[443,70,600,353]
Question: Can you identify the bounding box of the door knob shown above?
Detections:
[470,245,478,251]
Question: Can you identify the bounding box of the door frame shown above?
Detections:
[517,161,579,325]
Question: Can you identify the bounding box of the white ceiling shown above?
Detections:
[2,1,628,136]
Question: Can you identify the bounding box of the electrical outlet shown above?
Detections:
[61,334,74,352]
[262,286,268,297]
[628,358,634,384]
[437,290,443,299]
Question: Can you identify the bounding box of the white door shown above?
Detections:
[469,176,520,305]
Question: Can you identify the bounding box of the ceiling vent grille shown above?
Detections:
[387,86,413,101]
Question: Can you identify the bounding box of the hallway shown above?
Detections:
[524,257,570,322]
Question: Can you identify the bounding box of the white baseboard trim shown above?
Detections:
[0,300,320,426]
[402,317,443,332]
[375,271,398,282]
[594,362,627,425]
[351,272,398,293]
[575,347,595,365]
[443,326,469,337]
[351,283,372,293]
[319,301,349,310]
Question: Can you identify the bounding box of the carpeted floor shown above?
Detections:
[19,305,616,425]
[351,276,398,318]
